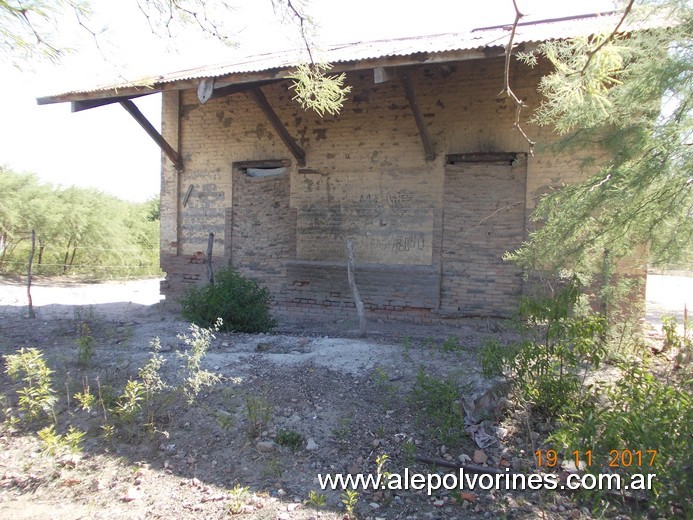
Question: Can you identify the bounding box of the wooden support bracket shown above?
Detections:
[119,99,183,171]
[248,87,306,167]
[399,68,436,162]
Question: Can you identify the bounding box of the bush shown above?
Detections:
[480,278,606,416]
[180,267,276,333]
[551,362,692,516]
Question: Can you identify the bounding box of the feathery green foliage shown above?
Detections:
[0,168,160,277]
[287,62,351,116]
[509,0,692,274]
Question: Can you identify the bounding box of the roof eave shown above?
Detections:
[36,44,519,105]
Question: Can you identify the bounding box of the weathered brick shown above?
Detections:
[158,56,644,323]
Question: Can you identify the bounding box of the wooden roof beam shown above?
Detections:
[119,99,183,171]
[399,67,436,162]
[71,93,150,112]
[248,86,306,167]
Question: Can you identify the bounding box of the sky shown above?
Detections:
[0,0,617,202]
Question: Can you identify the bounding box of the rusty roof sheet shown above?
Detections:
[39,10,673,102]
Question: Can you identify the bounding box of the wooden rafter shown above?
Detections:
[71,93,149,112]
[248,87,306,167]
[399,68,436,162]
[119,99,183,171]
[197,79,282,104]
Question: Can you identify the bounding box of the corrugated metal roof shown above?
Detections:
[39,10,673,103]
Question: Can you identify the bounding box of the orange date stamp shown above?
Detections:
[535,449,657,468]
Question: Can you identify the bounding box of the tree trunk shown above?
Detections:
[0,233,6,270]
[69,245,78,268]
[63,238,72,274]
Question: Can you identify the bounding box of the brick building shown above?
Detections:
[38,12,649,323]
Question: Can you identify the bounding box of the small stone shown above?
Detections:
[306,438,319,451]
[569,509,581,519]
[473,450,488,464]
[90,479,104,492]
[256,342,271,352]
[504,496,519,508]
[369,502,381,509]
[433,499,445,507]
[530,431,540,442]
[256,441,276,453]
[460,491,477,503]
[458,454,472,464]
[495,427,509,439]
[123,486,142,502]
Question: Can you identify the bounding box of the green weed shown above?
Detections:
[333,417,352,444]
[177,320,222,404]
[441,335,461,353]
[275,429,304,451]
[37,425,85,457]
[410,367,466,447]
[228,484,249,514]
[4,347,57,424]
[73,383,96,412]
[76,322,95,367]
[244,394,272,439]
[306,490,327,508]
[341,489,359,517]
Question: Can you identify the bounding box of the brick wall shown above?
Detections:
[158,56,627,320]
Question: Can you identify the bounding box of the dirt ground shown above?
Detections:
[0,274,689,519]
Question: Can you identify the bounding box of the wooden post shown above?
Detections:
[346,238,366,337]
[206,232,214,285]
[27,229,36,319]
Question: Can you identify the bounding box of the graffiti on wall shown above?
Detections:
[297,189,433,265]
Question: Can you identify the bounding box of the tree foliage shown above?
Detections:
[509,0,692,274]
[0,0,352,116]
[0,167,160,277]
[0,0,90,65]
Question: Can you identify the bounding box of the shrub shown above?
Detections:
[480,277,606,416]
[180,267,276,333]
[4,347,57,424]
[551,362,692,516]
